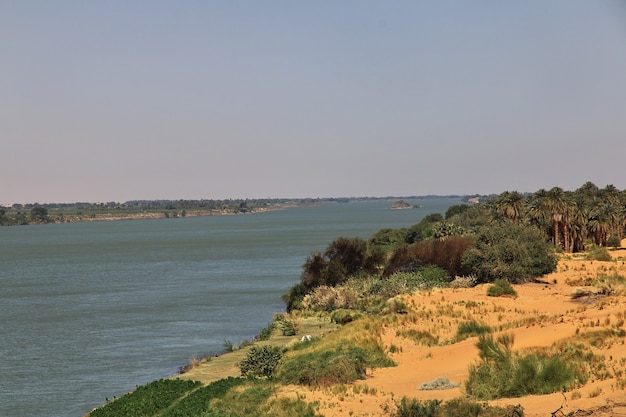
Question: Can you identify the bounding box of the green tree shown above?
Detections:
[493,191,526,224]
[445,204,470,220]
[30,207,49,223]
[461,223,557,283]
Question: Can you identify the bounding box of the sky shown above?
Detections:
[2,1,626,204]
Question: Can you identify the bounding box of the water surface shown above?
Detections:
[0,198,461,416]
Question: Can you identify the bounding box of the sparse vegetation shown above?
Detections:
[486,279,518,297]
[465,334,575,400]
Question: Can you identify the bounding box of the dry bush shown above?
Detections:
[301,285,359,311]
[384,236,473,277]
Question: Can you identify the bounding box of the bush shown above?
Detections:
[279,319,298,336]
[456,321,492,341]
[279,345,368,386]
[465,334,574,400]
[239,345,283,378]
[279,339,394,386]
[486,279,518,297]
[607,235,621,249]
[461,224,557,283]
[387,397,522,417]
[587,245,612,261]
[301,285,359,311]
[384,237,473,278]
[393,397,440,417]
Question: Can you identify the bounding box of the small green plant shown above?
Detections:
[256,321,276,341]
[465,334,575,400]
[280,319,298,336]
[487,279,518,297]
[587,245,612,262]
[239,345,283,378]
[398,329,439,346]
[455,320,492,341]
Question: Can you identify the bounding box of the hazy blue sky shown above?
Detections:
[2,1,625,203]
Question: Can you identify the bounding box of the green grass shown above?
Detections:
[465,334,575,400]
[455,320,492,341]
[486,279,518,297]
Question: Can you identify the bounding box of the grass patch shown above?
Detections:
[386,397,524,417]
[486,279,518,297]
[397,329,439,346]
[465,334,575,400]
[455,320,492,341]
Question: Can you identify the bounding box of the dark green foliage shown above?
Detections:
[239,345,283,378]
[607,235,621,249]
[461,223,557,283]
[456,321,492,341]
[89,379,201,417]
[160,377,245,417]
[30,207,49,222]
[416,266,450,288]
[404,214,443,244]
[445,204,471,220]
[301,237,384,288]
[284,237,386,311]
[431,221,467,239]
[448,204,492,230]
[465,334,574,400]
[486,279,518,297]
[282,283,307,312]
[369,227,408,249]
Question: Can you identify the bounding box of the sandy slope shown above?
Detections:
[287,248,626,417]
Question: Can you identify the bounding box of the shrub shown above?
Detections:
[301,285,359,311]
[607,235,621,249]
[456,321,492,341]
[387,397,521,417]
[486,279,518,297]
[587,245,612,261]
[279,319,298,336]
[279,339,394,386]
[393,397,440,417]
[465,334,575,400]
[384,236,473,278]
[461,223,557,283]
[239,345,283,378]
[417,265,451,288]
[279,345,368,386]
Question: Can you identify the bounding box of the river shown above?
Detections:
[0,198,462,417]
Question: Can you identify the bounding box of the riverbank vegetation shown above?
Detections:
[88,181,626,417]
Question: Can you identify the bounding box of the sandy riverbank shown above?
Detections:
[178,242,626,417]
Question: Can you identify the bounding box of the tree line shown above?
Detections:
[283,181,624,311]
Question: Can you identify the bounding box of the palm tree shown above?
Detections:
[493,191,526,224]
[527,189,550,233]
[544,187,574,251]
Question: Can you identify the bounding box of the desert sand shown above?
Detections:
[278,246,626,417]
[182,243,626,416]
